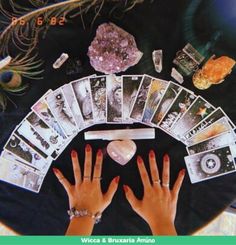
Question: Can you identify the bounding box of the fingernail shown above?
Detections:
[123,185,129,193]
[98,149,102,157]
[115,176,120,184]
[137,155,142,164]
[52,167,59,174]
[71,150,77,158]
[164,153,169,161]
[86,144,91,152]
[180,169,186,175]
[149,150,155,158]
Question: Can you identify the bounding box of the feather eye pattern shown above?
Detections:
[0,0,144,79]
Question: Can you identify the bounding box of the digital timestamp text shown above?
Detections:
[11,17,65,26]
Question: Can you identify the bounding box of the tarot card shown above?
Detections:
[122,75,143,123]
[142,77,168,124]
[159,90,197,132]
[129,75,153,121]
[45,88,78,137]
[187,131,236,155]
[182,107,235,141]
[15,120,58,159]
[71,76,94,126]
[151,81,182,126]
[90,76,107,123]
[106,75,123,123]
[4,134,51,172]
[0,157,45,193]
[171,96,215,139]
[25,111,66,153]
[61,84,85,130]
[31,92,67,140]
[185,117,232,146]
[1,150,50,174]
[184,146,236,183]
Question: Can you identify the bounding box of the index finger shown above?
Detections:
[71,149,81,185]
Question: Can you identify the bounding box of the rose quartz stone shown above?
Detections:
[107,140,137,165]
[88,23,143,74]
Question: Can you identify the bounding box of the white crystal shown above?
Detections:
[171,67,184,84]
[152,50,163,73]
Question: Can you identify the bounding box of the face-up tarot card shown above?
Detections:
[142,77,168,124]
[171,96,215,138]
[185,146,236,183]
[106,75,123,123]
[151,82,182,126]
[14,120,58,159]
[4,134,51,172]
[129,75,152,121]
[90,76,107,123]
[0,157,45,193]
[122,75,143,123]
[45,88,78,137]
[187,131,236,155]
[31,92,67,140]
[159,89,196,132]
[71,76,94,126]
[61,84,85,130]
[185,117,233,146]
[182,107,235,142]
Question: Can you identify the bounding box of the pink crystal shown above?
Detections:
[88,23,143,74]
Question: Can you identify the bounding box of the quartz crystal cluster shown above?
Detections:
[88,23,143,74]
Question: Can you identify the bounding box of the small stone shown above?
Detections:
[152,50,163,73]
[171,67,184,84]
[88,23,143,74]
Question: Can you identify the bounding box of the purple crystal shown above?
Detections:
[88,23,143,74]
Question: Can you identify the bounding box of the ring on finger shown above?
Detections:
[162,183,169,188]
[93,177,102,181]
[83,176,91,179]
[153,179,161,184]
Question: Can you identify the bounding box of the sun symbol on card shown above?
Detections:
[196,107,208,118]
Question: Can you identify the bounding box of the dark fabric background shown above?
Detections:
[0,0,236,235]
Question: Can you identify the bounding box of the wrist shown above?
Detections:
[148,220,177,236]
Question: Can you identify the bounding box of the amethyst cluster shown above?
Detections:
[88,23,143,74]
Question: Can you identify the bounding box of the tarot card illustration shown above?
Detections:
[4,134,51,172]
[15,120,58,159]
[31,94,67,139]
[151,82,182,126]
[185,146,236,183]
[61,84,85,130]
[0,157,45,193]
[90,76,107,123]
[106,75,123,123]
[45,88,77,137]
[71,76,94,126]
[122,75,143,123]
[130,75,152,121]
[185,117,232,146]
[171,96,215,138]
[182,107,235,141]
[1,150,50,174]
[25,112,66,152]
[159,90,196,132]
[187,131,236,155]
[142,77,168,123]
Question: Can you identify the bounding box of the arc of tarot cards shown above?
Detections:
[1,73,236,193]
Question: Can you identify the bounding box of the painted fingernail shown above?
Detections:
[98,149,102,157]
[52,168,59,174]
[164,154,169,161]
[123,185,129,193]
[71,150,77,158]
[137,155,142,164]
[149,150,155,158]
[180,169,186,175]
[115,176,120,184]
[86,144,91,152]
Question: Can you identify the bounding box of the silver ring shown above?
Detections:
[162,183,169,188]
[93,177,102,180]
[153,180,161,184]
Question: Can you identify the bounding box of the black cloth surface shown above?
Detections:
[0,0,236,235]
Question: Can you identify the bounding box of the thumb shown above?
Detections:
[103,176,120,205]
[123,185,141,211]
